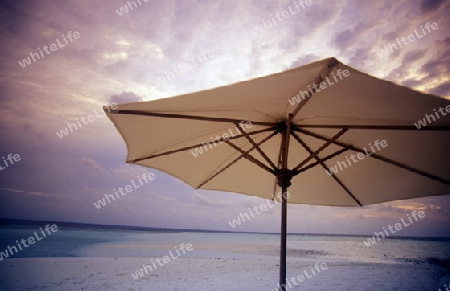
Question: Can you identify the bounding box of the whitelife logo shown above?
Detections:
[325,139,388,176]
[116,0,149,16]
[18,31,81,68]
[376,22,438,58]
[56,102,118,139]
[270,262,328,291]
[363,210,425,247]
[93,172,155,209]
[251,0,313,35]
[287,69,350,107]
[190,121,253,158]
[130,243,193,280]
[151,50,216,87]
[0,224,58,261]
[228,191,290,228]
[0,153,21,171]
[414,105,450,129]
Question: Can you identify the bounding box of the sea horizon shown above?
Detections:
[1,217,449,241]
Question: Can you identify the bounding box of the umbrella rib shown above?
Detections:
[234,122,278,169]
[106,109,276,127]
[292,146,351,176]
[291,132,363,206]
[291,127,348,172]
[223,140,277,175]
[131,127,276,163]
[290,58,339,118]
[296,127,450,185]
[196,130,279,188]
[296,124,450,131]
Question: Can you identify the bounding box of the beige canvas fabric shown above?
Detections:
[105,58,450,206]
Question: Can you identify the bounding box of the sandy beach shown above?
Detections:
[1,256,448,291]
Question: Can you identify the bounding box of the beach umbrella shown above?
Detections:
[104,57,450,290]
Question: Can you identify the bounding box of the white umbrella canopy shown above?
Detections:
[104,57,450,289]
[105,57,450,206]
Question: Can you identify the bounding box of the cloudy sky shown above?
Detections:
[0,0,449,237]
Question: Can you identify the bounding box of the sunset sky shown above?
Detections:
[0,0,449,237]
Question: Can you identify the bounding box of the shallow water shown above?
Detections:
[1,220,449,267]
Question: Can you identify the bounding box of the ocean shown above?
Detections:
[1,219,449,265]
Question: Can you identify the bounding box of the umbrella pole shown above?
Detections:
[278,117,292,291]
[279,183,288,291]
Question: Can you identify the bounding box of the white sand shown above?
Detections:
[0,257,445,291]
